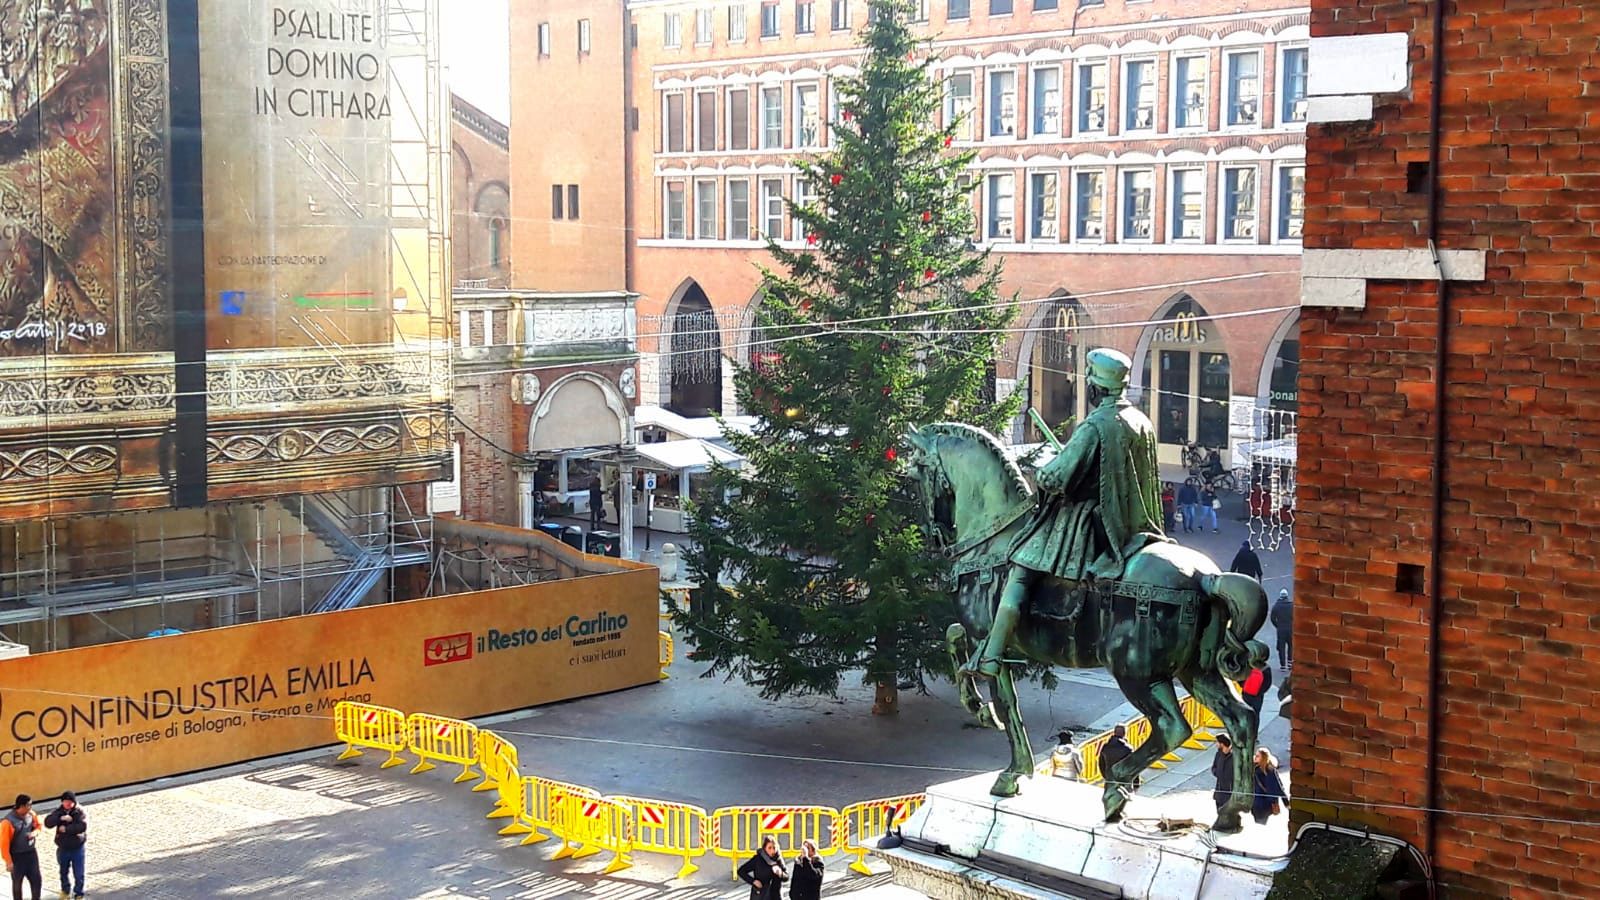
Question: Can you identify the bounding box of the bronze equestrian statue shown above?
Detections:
[905,348,1271,832]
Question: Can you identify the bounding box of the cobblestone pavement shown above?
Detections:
[86,756,898,899]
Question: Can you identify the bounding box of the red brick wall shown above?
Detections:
[1297,3,1600,897]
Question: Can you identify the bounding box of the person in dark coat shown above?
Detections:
[1097,724,1137,788]
[1176,481,1199,533]
[1228,540,1264,580]
[1160,483,1176,533]
[789,839,823,900]
[737,836,786,900]
[1251,747,1289,824]
[1210,733,1235,811]
[588,479,605,529]
[1241,662,1274,718]
[1270,589,1293,670]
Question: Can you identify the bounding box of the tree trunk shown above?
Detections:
[871,629,899,716]
[873,678,899,716]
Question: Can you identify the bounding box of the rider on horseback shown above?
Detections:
[964,348,1169,678]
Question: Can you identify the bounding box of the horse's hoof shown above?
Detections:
[989,773,1021,797]
[1212,812,1244,834]
[1103,786,1130,822]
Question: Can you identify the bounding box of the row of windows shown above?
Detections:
[659,163,1305,245]
[536,19,592,57]
[658,46,1306,155]
[660,1,1136,49]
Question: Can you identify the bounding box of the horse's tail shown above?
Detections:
[1199,572,1271,681]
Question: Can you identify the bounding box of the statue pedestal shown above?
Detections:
[881,772,1286,900]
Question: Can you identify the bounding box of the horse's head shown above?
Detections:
[903,428,956,550]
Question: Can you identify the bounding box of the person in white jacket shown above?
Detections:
[1050,731,1083,781]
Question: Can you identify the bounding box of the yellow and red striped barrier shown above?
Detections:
[710,805,839,878]
[475,730,520,798]
[554,789,634,874]
[836,794,924,875]
[658,630,674,680]
[405,713,480,783]
[612,795,708,879]
[333,701,408,769]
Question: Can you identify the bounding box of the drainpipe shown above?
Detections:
[1423,0,1449,871]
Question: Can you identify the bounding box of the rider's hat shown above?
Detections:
[1086,348,1132,391]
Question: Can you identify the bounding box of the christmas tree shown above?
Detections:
[678,0,1017,715]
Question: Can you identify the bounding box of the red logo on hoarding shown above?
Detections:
[424,633,473,666]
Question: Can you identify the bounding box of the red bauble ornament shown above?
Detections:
[806,233,819,246]
[800,298,813,311]
[884,447,898,461]
[944,135,953,147]
[922,210,933,223]
[882,386,892,396]
[924,268,936,281]
[865,513,877,526]
[842,110,853,122]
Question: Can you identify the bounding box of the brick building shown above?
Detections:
[451,95,513,289]
[515,0,1306,464]
[1296,4,1599,897]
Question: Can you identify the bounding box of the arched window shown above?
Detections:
[1028,296,1090,441]
[1138,295,1231,462]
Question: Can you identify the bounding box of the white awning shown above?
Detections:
[635,438,743,473]
[634,405,744,441]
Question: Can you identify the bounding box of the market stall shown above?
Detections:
[614,438,744,534]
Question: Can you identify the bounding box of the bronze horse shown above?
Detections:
[904,423,1270,832]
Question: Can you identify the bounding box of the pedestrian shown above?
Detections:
[1198,486,1220,532]
[1240,661,1274,718]
[588,478,605,529]
[1176,481,1199,533]
[42,793,83,900]
[1270,589,1293,670]
[1097,724,1136,788]
[1,794,42,900]
[1251,747,1289,825]
[1229,540,1263,580]
[737,835,786,900]
[1160,483,1176,533]
[789,839,824,900]
[1049,731,1082,782]
[1210,733,1235,811]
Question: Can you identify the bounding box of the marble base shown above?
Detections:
[886,772,1286,900]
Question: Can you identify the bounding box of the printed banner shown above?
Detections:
[0,567,658,798]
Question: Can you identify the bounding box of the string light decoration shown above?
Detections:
[1242,406,1297,552]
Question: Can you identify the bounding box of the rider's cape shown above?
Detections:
[1008,400,1167,582]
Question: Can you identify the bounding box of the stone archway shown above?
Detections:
[528,372,630,452]
[1014,292,1096,443]
[664,280,724,417]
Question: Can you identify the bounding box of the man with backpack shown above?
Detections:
[1270,589,1293,670]
[1,794,42,900]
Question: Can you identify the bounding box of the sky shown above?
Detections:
[441,0,511,123]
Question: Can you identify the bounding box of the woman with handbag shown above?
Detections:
[789,839,824,900]
[1251,747,1289,824]
[737,835,787,900]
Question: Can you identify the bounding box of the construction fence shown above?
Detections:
[332,701,923,878]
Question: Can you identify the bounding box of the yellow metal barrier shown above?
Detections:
[504,774,588,846]
[836,794,924,876]
[553,790,634,874]
[475,731,520,814]
[332,701,408,769]
[711,805,839,879]
[610,795,709,879]
[405,713,481,783]
[658,630,674,680]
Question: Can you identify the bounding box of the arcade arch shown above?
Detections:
[663,279,724,417]
[1133,295,1232,464]
[1018,293,1093,443]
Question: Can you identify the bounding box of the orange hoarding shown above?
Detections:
[0,568,659,798]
